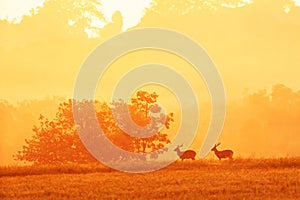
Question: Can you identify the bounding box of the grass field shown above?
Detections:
[1,158,300,200]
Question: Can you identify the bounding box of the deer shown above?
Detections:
[174,144,196,161]
[211,143,233,160]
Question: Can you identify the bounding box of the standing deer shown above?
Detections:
[174,144,196,161]
[211,143,233,160]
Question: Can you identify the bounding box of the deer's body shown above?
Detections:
[211,143,233,160]
[174,145,196,161]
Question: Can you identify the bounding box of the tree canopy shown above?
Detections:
[14,91,173,164]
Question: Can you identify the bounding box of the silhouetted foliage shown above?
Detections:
[221,84,300,156]
[14,91,173,164]
[35,0,104,37]
[112,91,173,154]
[0,97,64,165]
[14,100,97,164]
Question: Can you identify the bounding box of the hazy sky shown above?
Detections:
[0,0,300,101]
[1,0,300,103]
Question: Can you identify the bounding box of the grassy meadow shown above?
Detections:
[1,158,299,200]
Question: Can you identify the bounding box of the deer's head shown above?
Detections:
[211,142,221,151]
[174,144,183,152]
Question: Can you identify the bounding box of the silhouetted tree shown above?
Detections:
[14,91,174,164]
[14,100,97,164]
[113,91,173,153]
[222,84,300,156]
[35,0,104,37]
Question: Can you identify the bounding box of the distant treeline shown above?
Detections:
[1,84,299,165]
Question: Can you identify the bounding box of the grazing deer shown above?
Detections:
[211,143,233,160]
[174,144,196,161]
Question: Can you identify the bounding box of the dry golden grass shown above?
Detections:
[1,158,299,200]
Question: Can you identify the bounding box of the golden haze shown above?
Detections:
[1,0,300,165]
